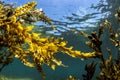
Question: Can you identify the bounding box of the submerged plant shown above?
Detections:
[0,1,120,79]
[66,7,120,80]
[0,1,101,78]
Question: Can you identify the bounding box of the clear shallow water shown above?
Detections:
[1,0,118,80]
[4,0,102,36]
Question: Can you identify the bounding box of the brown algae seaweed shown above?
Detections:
[0,1,100,78]
[0,1,120,80]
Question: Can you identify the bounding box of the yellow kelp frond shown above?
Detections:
[16,22,24,33]
[0,1,101,78]
[24,26,34,32]
[0,1,52,26]
[0,5,13,26]
[57,43,98,59]
[14,1,37,17]
[13,1,52,25]
[8,45,35,68]
[31,32,41,38]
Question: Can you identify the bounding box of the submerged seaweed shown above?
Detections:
[67,8,120,80]
[0,1,101,79]
[0,0,120,80]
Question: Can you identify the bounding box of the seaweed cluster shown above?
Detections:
[0,1,120,79]
[67,8,120,80]
[0,1,101,78]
